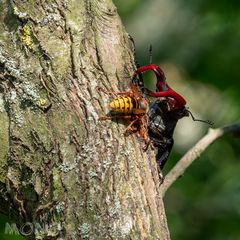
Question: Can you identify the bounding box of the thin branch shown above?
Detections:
[160,122,240,196]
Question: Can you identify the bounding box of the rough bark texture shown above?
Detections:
[0,1,169,239]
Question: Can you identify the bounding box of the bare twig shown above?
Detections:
[160,123,240,196]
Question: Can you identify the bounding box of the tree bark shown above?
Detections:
[0,1,169,239]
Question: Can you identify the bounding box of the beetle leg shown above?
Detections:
[155,139,174,169]
[157,165,165,185]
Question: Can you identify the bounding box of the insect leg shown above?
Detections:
[97,87,118,97]
[123,118,139,135]
[157,165,165,185]
[99,115,132,121]
[156,139,174,169]
[138,117,152,151]
[97,86,133,98]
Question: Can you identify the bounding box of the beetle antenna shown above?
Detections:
[149,44,153,64]
[128,34,141,68]
[129,35,145,91]
[187,109,213,125]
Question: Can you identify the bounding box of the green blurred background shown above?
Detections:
[114,0,240,239]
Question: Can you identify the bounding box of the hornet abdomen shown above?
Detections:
[109,96,136,114]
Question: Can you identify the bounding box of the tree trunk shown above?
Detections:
[0,1,169,239]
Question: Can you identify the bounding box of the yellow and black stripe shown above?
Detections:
[109,96,137,114]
